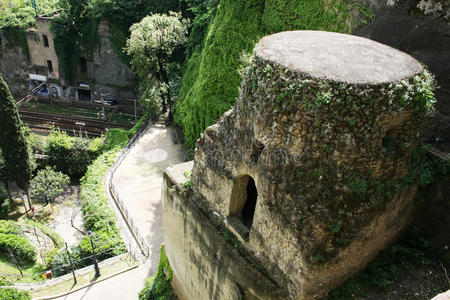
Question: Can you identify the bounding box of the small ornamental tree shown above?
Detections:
[126,12,188,120]
[30,167,70,204]
[0,75,33,210]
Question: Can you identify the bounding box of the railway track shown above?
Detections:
[19,109,133,137]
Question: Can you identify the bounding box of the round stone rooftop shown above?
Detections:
[255,31,423,85]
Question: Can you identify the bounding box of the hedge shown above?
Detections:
[0,288,31,300]
[0,233,36,266]
[45,129,102,179]
[0,220,19,235]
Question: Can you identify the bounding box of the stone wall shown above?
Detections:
[355,0,450,152]
[0,32,32,99]
[89,21,136,100]
[181,31,431,299]
[162,162,285,300]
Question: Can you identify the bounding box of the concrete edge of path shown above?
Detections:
[33,263,139,300]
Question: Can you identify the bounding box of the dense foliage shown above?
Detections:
[126,12,188,119]
[0,75,33,192]
[45,129,102,179]
[29,166,70,203]
[0,287,31,300]
[51,0,99,84]
[139,245,175,300]
[0,232,36,267]
[175,0,373,148]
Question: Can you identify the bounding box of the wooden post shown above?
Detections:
[65,242,77,284]
[89,233,100,277]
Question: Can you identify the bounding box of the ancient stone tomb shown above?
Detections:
[163,31,432,299]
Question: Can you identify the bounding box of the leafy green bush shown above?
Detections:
[139,245,175,300]
[0,220,19,234]
[29,166,70,203]
[0,287,31,300]
[0,233,36,266]
[45,129,102,178]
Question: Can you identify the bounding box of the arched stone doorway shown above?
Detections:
[229,175,258,230]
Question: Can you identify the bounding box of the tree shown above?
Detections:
[126,12,188,120]
[30,167,70,204]
[0,75,33,213]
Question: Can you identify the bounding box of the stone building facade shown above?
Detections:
[0,12,136,101]
[162,31,432,299]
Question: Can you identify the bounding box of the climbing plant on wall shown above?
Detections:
[175,0,374,148]
[51,0,99,85]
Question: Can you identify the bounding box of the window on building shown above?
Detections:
[43,35,49,47]
[229,175,258,231]
[79,57,88,73]
[47,60,53,73]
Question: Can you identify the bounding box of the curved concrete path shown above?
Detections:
[56,123,186,300]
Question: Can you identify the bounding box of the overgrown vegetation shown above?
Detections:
[126,12,189,120]
[139,244,175,300]
[0,220,36,268]
[0,287,31,300]
[0,0,58,58]
[45,129,102,179]
[175,0,374,148]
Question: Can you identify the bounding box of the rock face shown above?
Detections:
[355,0,450,152]
[163,31,433,299]
[0,32,32,99]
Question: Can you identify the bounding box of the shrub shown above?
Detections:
[45,129,102,179]
[0,288,31,300]
[29,166,70,203]
[0,220,19,234]
[139,245,175,300]
[0,233,36,266]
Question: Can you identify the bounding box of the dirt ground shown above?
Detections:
[8,184,85,247]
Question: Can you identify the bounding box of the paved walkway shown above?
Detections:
[56,123,186,300]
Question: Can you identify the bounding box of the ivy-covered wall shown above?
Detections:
[174,0,373,148]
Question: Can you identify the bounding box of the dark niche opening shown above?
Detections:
[229,175,258,233]
[242,177,257,229]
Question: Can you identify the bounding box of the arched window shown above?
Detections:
[229,175,258,230]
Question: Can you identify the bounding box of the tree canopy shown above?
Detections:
[126,12,188,119]
[0,75,33,192]
[30,166,70,204]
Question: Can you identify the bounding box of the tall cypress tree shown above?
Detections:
[0,75,33,213]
